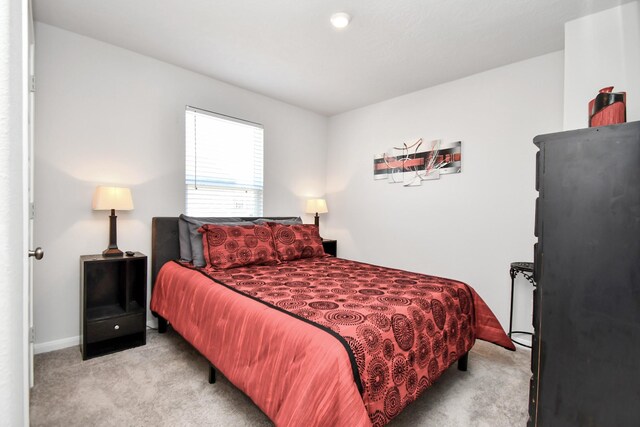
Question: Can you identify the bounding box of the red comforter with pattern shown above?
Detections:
[150,256,514,426]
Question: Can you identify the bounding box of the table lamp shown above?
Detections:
[92,186,134,257]
[305,198,328,231]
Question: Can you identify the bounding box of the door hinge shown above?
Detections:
[29,327,35,343]
[30,202,35,220]
[29,75,35,92]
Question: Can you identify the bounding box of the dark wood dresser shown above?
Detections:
[529,121,640,425]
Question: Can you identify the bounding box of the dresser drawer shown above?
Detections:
[533,243,540,283]
[534,197,540,238]
[86,313,145,343]
[535,150,540,192]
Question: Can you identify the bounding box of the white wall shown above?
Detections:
[0,0,28,425]
[564,1,640,130]
[35,2,640,352]
[325,52,564,330]
[33,23,328,350]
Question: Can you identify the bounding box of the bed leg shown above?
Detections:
[208,364,216,384]
[457,353,468,371]
[157,315,168,334]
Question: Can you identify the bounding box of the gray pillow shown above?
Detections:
[178,218,193,262]
[252,217,302,225]
[178,215,245,265]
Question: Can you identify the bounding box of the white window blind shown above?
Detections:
[185,106,264,216]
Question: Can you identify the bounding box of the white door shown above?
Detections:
[26,0,41,388]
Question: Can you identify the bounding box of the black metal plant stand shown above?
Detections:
[508,262,536,348]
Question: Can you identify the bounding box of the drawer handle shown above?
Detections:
[114,325,120,330]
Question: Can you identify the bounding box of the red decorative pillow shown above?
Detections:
[268,223,325,261]
[198,224,279,269]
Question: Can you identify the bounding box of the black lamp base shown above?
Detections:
[103,209,123,257]
[102,247,123,257]
[314,212,323,238]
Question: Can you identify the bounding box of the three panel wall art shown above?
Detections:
[373,139,461,186]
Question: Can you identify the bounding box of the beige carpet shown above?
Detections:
[30,329,531,426]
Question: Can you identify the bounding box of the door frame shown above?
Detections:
[0,0,31,423]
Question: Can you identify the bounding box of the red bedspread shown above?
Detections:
[151,256,513,426]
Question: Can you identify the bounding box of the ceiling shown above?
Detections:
[33,0,633,116]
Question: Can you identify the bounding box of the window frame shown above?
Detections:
[184,105,264,217]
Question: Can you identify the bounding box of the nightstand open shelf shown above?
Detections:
[322,239,337,257]
[80,253,147,359]
[86,304,126,321]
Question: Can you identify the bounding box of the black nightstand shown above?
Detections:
[322,239,337,257]
[80,253,147,359]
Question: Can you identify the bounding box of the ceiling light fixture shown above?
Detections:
[330,12,351,29]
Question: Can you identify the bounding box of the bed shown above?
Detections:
[150,217,514,426]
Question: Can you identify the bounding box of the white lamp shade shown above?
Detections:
[305,198,328,214]
[92,186,134,211]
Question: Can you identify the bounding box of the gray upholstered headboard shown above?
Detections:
[151,216,301,292]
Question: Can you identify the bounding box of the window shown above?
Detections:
[185,106,264,216]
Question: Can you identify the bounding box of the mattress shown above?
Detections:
[150,256,514,426]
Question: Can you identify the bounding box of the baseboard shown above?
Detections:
[34,336,80,354]
[34,321,161,354]
[513,337,533,348]
[35,320,159,354]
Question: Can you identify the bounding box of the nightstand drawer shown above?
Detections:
[86,313,145,343]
